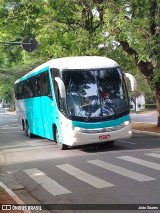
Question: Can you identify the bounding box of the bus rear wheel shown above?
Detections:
[55,128,68,150]
[22,120,25,131]
[25,122,34,138]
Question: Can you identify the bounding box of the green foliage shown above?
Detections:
[0,78,15,108]
[0,186,5,193]
[145,91,156,104]
[144,103,157,109]
[0,0,159,115]
[103,0,159,62]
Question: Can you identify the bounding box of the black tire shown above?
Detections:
[22,120,25,131]
[109,140,115,145]
[25,122,34,138]
[103,140,115,147]
[55,128,68,150]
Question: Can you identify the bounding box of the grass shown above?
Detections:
[132,122,160,133]
[0,186,5,193]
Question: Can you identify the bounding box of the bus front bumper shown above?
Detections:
[62,124,132,147]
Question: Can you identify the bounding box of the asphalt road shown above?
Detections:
[0,109,160,213]
[131,111,157,124]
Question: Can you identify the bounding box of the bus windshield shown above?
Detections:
[62,68,129,120]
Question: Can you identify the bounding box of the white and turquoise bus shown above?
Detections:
[14,56,136,149]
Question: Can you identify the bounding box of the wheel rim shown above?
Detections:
[27,124,30,136]
[55,128,68,150]
[25,123,32,137]
[25,124,28,136]
[27,126,30,136]
[56,129,60,144]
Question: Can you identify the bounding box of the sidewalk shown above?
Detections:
[0,182,31,213]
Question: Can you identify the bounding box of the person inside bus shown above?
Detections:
[99,89,112,101]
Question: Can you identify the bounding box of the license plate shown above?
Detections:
[99,135,110,140]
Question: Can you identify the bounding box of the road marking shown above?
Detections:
[1,131,22,133]
[145,153,160,159]
[1,126,19,129]
[24,168,71,196]
[56,164,114,188]
[2,124,18,126]
[0,119,17,121]
[117,140,136,145]
[88,160,155,182]
[117,156,160,170]
[3,144,55,153]
[1,140,52,150]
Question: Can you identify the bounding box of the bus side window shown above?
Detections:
[23,79,33,98]
[35,74,42,97]
[42,71,52,99]
[27,76,34,97]
[14,84,19,100]
[51,68,60,79]
[19,81,24,99]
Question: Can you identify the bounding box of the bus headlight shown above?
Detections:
[73,127,86,132]
[124,120,130,126]
[74,127,81,132]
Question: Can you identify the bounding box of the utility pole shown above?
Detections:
[0,36,38,52]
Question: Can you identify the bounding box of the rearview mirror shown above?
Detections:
[125,73,137,91]
[54,77,66,99]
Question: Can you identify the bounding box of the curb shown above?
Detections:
[133,129,160,136]
[0,182,32,213]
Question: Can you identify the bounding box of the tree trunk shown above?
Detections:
[157,116,160,127]
[156,90,160,127]
[119,40,160,126]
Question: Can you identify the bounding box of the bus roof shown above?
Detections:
[15,56,119,83]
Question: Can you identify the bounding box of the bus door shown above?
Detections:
[29,75,45,138]
[40,70,55,140]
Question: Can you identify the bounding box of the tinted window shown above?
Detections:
[41,71,52,97]
[14,70,52,100]
[34,75,42,97]
[51,68,60,79]
[62,68,129,120]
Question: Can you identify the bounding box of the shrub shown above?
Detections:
[144,104,157,109]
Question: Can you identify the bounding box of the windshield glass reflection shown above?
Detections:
[62,68,129,120]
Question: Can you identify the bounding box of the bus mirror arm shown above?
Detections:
[55,77,66,99]
[125,73,137,91]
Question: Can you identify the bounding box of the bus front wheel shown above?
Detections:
[55,128,68,150]
[109,141,115,145]
[103,140,115,146]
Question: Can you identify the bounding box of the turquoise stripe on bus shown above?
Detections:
[24,96,61,140]
[24,97,45,137]
[72,115,130,129]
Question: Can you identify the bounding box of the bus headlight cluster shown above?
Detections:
[73,127,80,131]
[124,120,131,126]
[72,120,131,134]
[73,127,85,132]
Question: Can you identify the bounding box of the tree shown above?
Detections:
[0,0,159,126]
[100,0,160,126]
